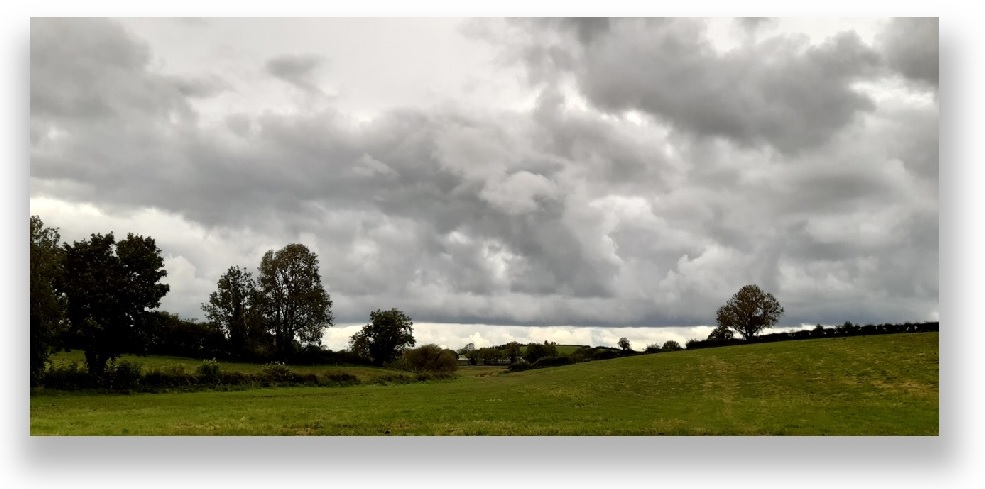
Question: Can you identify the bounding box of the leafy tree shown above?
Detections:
[349,308,416,366]
[478,347,505,365]
[617,337,631,351]
[30,216,65,385]
[707,325,735,341]
[523,341,558,363]
[256,243,334,359]
[396,344,458,374]
[715,284,784,340]
[661,340,683,352]
[61,232,169,375]
[202,266,260,358]
[644,343,662,353]
[503,341,523,364]
[458,342,478,365]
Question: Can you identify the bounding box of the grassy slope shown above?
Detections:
[31,333,938,435]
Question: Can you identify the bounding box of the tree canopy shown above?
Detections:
[61,232,169,374]
[202,265,261,359]
[30,216,64,385]
[349,308,416,366]
[715,284,784,340]
[256,243,334,359]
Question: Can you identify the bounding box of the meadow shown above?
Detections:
[30,333,938,435]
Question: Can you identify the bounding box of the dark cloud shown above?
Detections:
[31,18,938,328]
[878,17,939,88]
[265,53,326,94]
[510,18,882,154]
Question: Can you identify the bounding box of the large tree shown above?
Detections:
[349,308,416,366]
[202,265,260,358]
[30,216,65,385]
[256,243,333,359]
[61,232,169,375]
[715,284,784,340]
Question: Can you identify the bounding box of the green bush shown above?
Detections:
[196,359,222,385]
[41,361,98,390]
[106,360,143,391]
[321,372,360,387]
[260,362,299,384]
[395,344,459,374]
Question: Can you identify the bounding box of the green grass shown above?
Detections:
[31,333,938,435]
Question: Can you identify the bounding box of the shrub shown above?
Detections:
[592,349,619,361]
[662,340,683,352]
[42,361,98,390]
[106,359,143,391]
[196,359,222,385]
[260,362,299,384]
[321,372,360,387]
[396,344,459,374]
[531,356,574,368]
[644,343,662,353]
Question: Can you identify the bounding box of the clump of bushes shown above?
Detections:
[393,344,458,376]
[196,359,222,385]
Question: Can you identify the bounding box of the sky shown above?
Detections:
[28,16,939,351]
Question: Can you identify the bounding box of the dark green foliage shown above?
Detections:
[202,266,262,359]
[507,355,573,372]
[144,311,228,359]
[708,325,735,341]
[618,337,631,351]
[503,341,523,364]
[349,308,416,366]
[196,359,222,385]
[321,372,360,387]
[458,342,478,365]
[255,243,334,360]
[396,344,459,374]
[592,348,620,360]
[30,216,65,386]
[41,362,97,390]
[106,360,143,391]
[644,343,662,353]
[684,321,939,351]
[716,284,784,340]
[523,341,559,363]
[661,340,683,352]
[61,232,169,375]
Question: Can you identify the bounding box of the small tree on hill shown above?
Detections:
[715,284,784,340]
[661,340,683,351]
[617,337,631,351]
[349,308,416,366]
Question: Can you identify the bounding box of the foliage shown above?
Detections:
[196,359,222,385]
[661,340,683,352]
[106,359,143,391]
[143,311,227,360]
[202,266,262,359]
[617,337,631,351]
[255,243,334,360]
[397,344,459,374]
[458,342,478,365]
[715,284,784,340]
[349,308,416,366]
[707,325,735,341]
[503,341,523,364]
[60,232,169,375]
[644,343,662,353]
[523,341,559,363]
[30,216,65,386]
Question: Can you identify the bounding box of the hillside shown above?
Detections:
[30,333,938,435]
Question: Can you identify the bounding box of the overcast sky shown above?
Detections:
[29,17,939,350]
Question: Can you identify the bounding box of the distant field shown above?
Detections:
[31,333,938,435]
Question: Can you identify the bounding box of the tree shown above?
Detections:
[30,216,65,385]
[661,340,683,351]
[397,344,458,374]
[458,342,478,365]
[202,265,260,358]
[715,284,784,340]
[617,337,631,351]
[61,232,169,375]
[523,341,558,363]
[707,325,735,341]
[255,243,333,360]
[349,308,416,366]
[503,341,523,364]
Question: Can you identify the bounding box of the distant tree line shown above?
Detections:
[685,320,940,350]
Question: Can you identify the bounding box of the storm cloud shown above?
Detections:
[30,18,938,334]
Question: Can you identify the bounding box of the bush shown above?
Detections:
[260,362,300,384]
[321,372,360,387]
[41,361,98,390]
[106,359,143,391]
[196,359,222,385]
[531,356,574,368]
[592,349,620,361]
[396,344,459,374]
[142,365,195,390]
[662,340,683,352]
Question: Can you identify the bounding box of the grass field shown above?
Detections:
[30,333,938,435]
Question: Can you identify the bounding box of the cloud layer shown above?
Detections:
[30,18,939,334]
